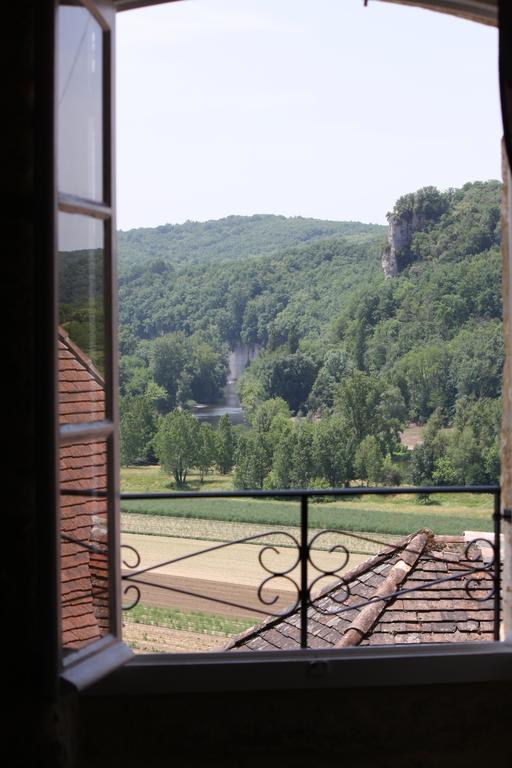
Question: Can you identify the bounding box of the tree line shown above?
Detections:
[122,380,500,490]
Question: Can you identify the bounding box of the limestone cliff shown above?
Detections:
[382,209,429,278]
[382,186,448,278]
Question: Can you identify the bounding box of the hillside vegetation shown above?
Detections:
[58,181,503,493]
[117,214,384,273]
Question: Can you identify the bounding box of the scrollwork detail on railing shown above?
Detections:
[122,583,141,611]
[256,532,301,615]
[258,533,301,576]
[121,543,141,570]
[257,574,300,615]
[308,530,350,574]
[121,544,142,610]
[306,530,352,615]
[463,537,495,601]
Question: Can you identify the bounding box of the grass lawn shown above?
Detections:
[121,466,494,537]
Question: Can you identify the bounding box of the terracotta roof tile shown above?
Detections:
[226,529,501,652]
[58,328,105,425]
[58,328,110,650]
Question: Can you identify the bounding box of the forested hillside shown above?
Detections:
[112,180,504,488]
[118,231,386,344]
[117,214,384,274]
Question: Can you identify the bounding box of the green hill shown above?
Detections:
[117,214,385,274]
[117,180,503,487]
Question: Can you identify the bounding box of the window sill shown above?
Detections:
[61,637,133,692]
[84,640,512,696]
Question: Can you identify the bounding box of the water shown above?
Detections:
[193,380,246,426]
[192,341,259,427]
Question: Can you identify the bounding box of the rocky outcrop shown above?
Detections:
[228,341,260,381]
[382,186,448,278]
[382,209,428,278]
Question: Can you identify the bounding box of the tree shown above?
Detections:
[257,352,318,413]
[380,453,402,486]
[450,320,504,401]
[269,421,315,489]
[154,409,200,487]
[442,427,488,485]
[313,416,354,487]
[270,431,295,489]
[334,371,381,443]
[354,435,384,486]
[391,345,452,423]
[215,415,235,475]
[150,331,227,411]
[119,392,159,466]
[289,422,315,488]
[150,332,190,410]
[251,397,291,433]
[197,423,217,482]
[308,349,351,413]
[453,396,501,449]
[233,431,271,489]
[410,409,448,485]
[376,386,408,454]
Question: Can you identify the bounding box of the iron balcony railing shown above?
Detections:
[119,485,504,647]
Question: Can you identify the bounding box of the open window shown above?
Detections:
[53,0,512,692]
[57,0,131,689]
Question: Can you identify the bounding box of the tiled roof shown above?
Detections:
[58,328,105,423]
[225,529,497,652]
[59,327,109,650]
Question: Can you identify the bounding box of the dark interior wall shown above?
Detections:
[77,683,511,768]
[9,2,510,767]
[8,2,63,764]
[7,1,40,764]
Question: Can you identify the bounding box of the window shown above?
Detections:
[53,0,511,692]
[57,0,131,689]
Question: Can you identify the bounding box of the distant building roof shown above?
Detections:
[225,529,497,652]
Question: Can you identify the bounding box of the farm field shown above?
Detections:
[120,465,495,653]
[120,466,494,537]
[123,604,255,653]
[121,528,368,616]
[124,621,225,653]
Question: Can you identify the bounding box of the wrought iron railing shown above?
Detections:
[119,485,503,647]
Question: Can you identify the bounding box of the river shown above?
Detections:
[192,341,259,427]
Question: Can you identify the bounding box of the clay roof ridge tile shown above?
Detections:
[335,529,430,649]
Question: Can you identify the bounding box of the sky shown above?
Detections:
[116,0,502,230]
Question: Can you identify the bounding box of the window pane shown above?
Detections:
[58,212,106,423]
[58,2,103,201]
[60,438,110,652]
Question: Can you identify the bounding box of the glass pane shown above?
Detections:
[60,438,110,652]
[58,212,106,423]
[58,2,103,201]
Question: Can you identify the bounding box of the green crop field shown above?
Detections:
[124,604,256,637]
[121,466,494,537]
